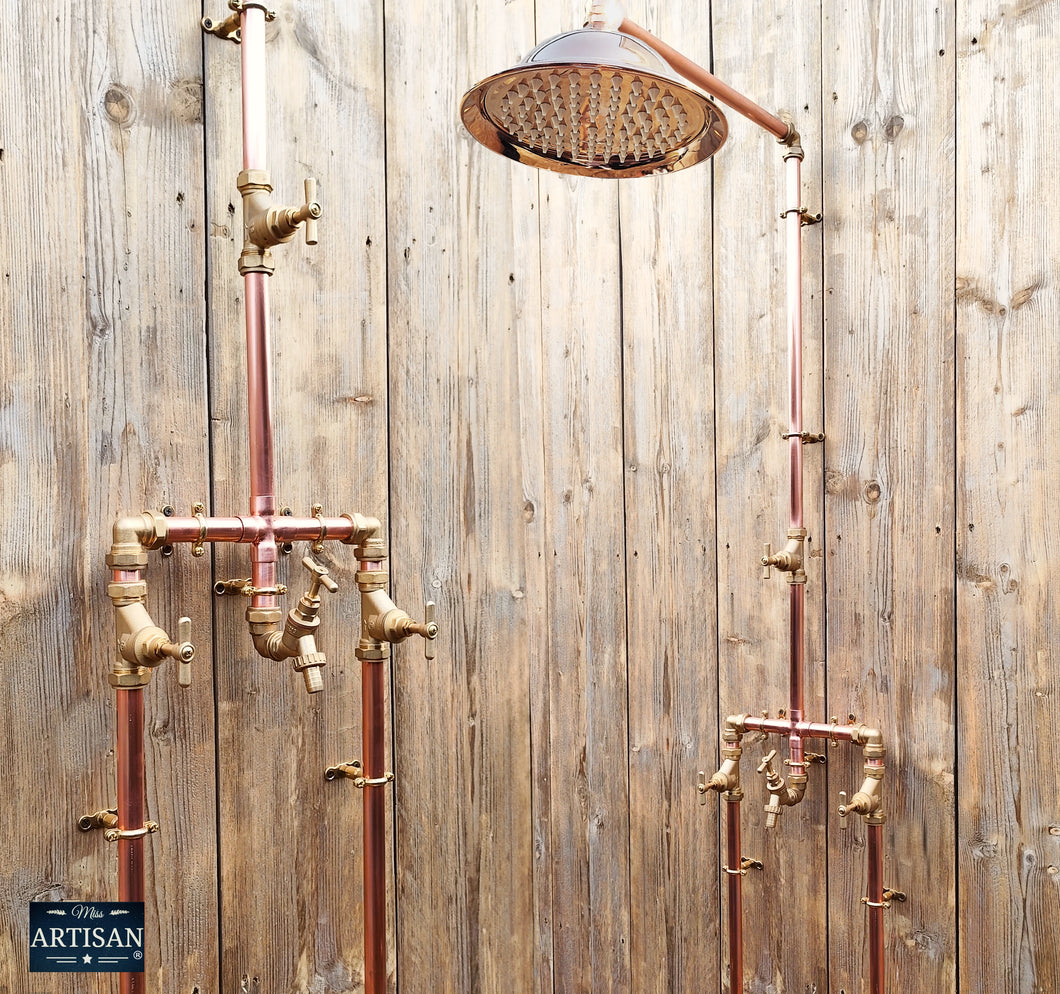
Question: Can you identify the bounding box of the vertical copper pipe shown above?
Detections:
[362,650,387,994]
[240,6,267,171]
[238,3,277,602]
[725,798,744,994]
[785,152,804,531]
[116,687,146,994]
[867,822,886,994]
[784,152,807,773]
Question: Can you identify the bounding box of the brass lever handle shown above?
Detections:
[424,601,437,660]
[303,178,321,245]
[838,790,850,829]
[176,616,193,687]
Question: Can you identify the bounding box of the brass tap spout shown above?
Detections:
[247,557,337,693]
[756,749,807,828]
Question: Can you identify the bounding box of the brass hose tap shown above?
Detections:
[285,557,338,694]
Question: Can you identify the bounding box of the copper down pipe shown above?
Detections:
[116,686,146,994]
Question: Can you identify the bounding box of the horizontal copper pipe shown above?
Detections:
[737,715,862,743]
[619,18,793,142]
[131,514,378,547]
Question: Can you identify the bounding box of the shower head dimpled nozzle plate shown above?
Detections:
[461,29,727,178]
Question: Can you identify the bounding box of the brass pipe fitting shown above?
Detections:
[701,720,745,799]
[237,170,323,275]
[761,527,807,583]
[107,578,194,687]
[838,730,886,828]
[756,749,808,828]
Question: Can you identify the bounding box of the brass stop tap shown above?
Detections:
[237,170,322,274]
[699,720,744,801]
[761,527,807,583]
[838,732,886,828]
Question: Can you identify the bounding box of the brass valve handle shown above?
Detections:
[424,601,437,660]
[761,543,772,580]
[303,178,321,245]
[175,617,193,687]
[838,790,851,829]
[756,749,779,780]
[302,556,339,600]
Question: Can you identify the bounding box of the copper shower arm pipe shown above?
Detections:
[617,19,796,143]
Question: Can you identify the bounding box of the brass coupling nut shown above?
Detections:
[245,606,283,633]
[356,569,389,592]
[107,580,147,605]
[108,667,152,689]
[356,640,390,661]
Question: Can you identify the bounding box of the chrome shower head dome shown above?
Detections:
[460,28,728,178]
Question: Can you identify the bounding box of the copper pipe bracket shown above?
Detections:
[723,858,763,877]
[201,11,241,42]
[240,583,288,597]
[324,761,394,788]
[862,888,905,910]
[311,503,327,553]
[103,821,159,843]
[192,502,208,558]
[229,0,276,18]
[779,205,823,226]
[781,430,825,444]
[78,809,118,832]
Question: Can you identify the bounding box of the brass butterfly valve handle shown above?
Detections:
[302,178,321,245]
[174,616,194,687]
[423,601,438,660]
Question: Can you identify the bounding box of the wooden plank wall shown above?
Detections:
[1,1,1058,992]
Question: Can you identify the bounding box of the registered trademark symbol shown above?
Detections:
[133,950,143,960]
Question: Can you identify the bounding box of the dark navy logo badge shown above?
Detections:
[30,902,145,972]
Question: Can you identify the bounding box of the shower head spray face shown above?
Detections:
[460,29,728,178]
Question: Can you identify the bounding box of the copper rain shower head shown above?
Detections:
[460,27,728,178]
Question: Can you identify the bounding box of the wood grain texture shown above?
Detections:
[385,1,541,992]
[2,1,1059,992]
[956,3,1060,991]
[204,1,387,990]
[711,2,828,991]
[619,3,722,991]
[823,2,957,991]
[0,0,216,990]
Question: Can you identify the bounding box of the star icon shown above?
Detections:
[82,953,92,964]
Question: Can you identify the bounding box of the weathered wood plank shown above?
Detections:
[619,3,723,991]
[824,2,957,991]
[385,1,541,992]
[711,2,827,990]
[956,4,1060,991]
[529,3,633,989]
[204,1,387,989]
[0,0,216,990]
